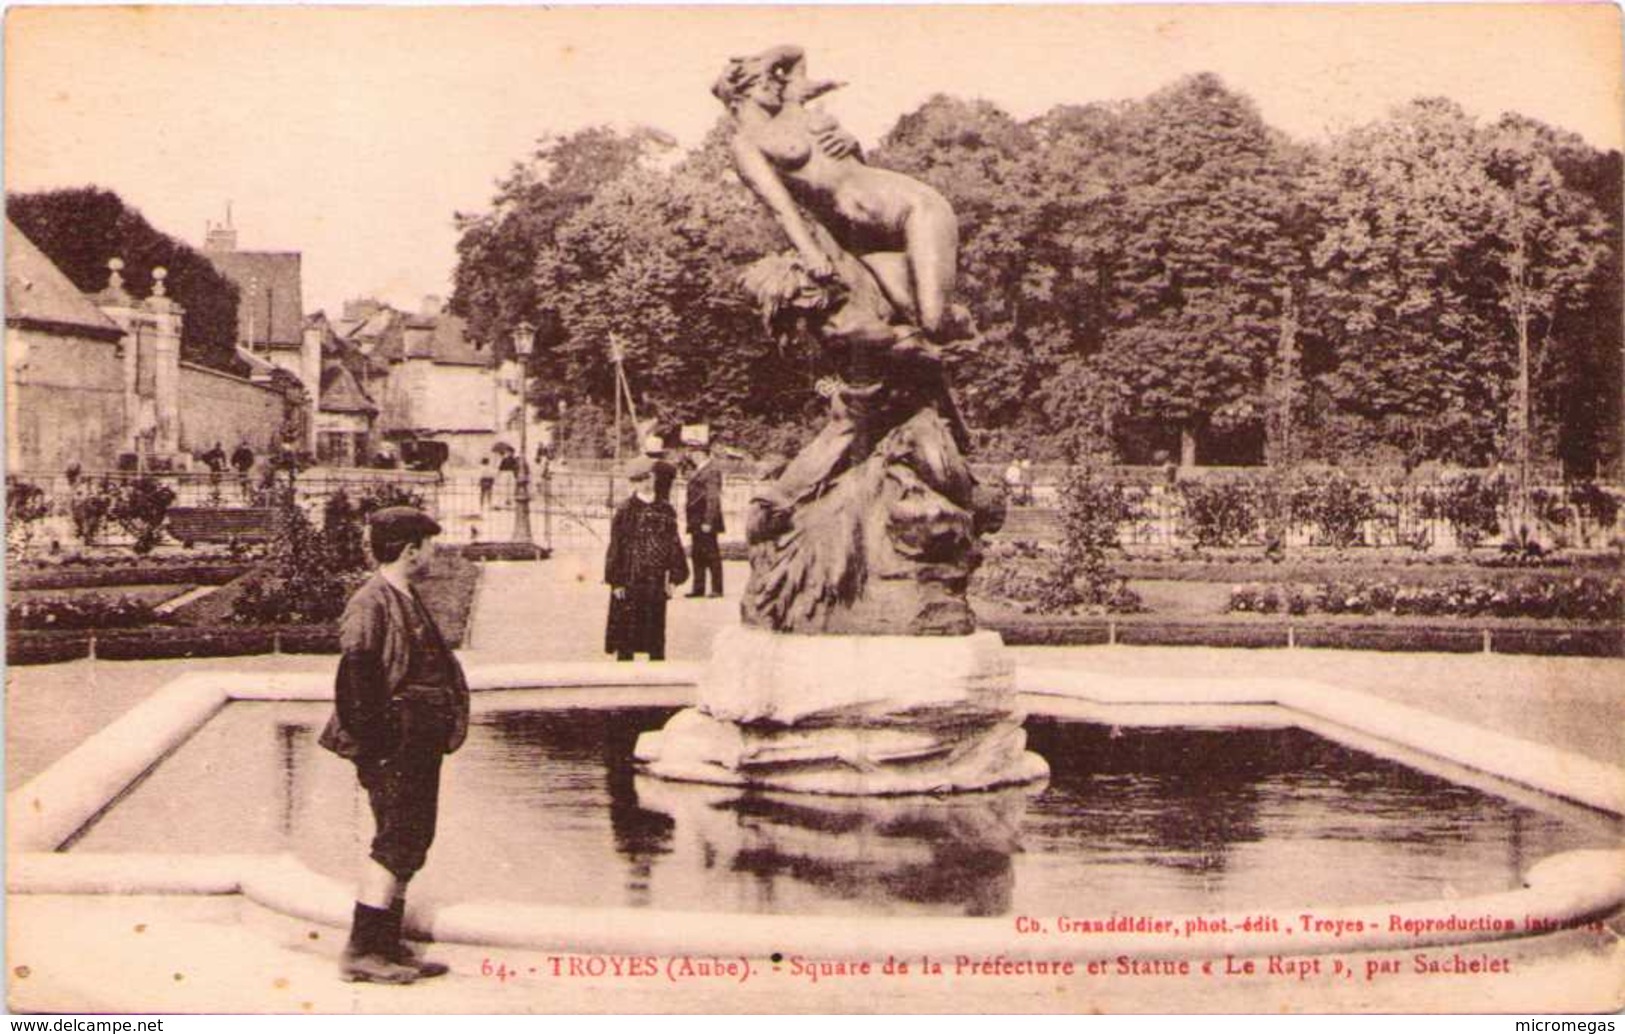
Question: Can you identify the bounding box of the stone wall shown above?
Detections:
[6,326,126,474]
[176,362,288,454]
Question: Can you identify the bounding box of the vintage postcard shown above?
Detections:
[5,3,1623,1016]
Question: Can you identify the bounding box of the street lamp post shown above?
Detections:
[512,320,536,547]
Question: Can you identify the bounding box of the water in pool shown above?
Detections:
[72,701,1621,917]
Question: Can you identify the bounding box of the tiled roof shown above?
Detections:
[320,362,378,414]
[234,347,280,378]
[339,304,490,368]
[4,220,124,339]
[404,311,491,367]
[346,308,404,360]
[207,249,304,348]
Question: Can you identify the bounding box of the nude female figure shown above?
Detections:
[713,45,960,341]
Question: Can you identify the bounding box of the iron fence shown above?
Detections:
[7,465,1622,557]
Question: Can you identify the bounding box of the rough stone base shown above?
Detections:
[635,626,1049,795]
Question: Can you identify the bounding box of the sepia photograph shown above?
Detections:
[4,2,1623,1016]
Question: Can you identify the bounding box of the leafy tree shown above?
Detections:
[1092,75,1309,465]
[1305,101,1610,469]
[448,125,675,354]
[530,135,792,442]
[1486,116,1618,476]
[444,79,1620,474]
[1544,145,1623,477]
[8,187,244,374]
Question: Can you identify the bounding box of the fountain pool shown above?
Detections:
[10,664,1624,961]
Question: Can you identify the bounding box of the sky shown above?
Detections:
[6,4,1621,318]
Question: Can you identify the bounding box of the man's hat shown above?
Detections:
[367,506,442,539]
[624,457,656,482]
[642,435,667,456]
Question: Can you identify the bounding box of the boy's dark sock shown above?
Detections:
[346,902,391,956]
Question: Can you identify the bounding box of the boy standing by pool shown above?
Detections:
[319,506,469,984]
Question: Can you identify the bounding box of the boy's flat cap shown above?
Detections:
[367,506,442,538]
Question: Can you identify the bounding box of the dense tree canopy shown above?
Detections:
[448,79,1621,473]
[8,187,245,374]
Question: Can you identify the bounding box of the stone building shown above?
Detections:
[5,219,303,473]
[5,223,129,472]
[331,297,533,469]
[203,211,322,450]
[304,312,381,467]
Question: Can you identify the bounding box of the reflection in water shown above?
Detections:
[70,702,1623,918]
[605,730,675,908]
[635,778,1029,917]
[277,723,308,837]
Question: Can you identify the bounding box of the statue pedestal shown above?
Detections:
[634,626,1049,795]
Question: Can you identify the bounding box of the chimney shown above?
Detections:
[419,295,443,317]
[204,203,237,252]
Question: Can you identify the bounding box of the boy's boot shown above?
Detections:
[385,898,450,979]
[340,902,419,984]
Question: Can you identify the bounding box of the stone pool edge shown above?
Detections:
[10,847,1625,963]
[8,654,1625,961]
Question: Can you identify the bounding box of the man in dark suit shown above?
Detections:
[684,441,726,598]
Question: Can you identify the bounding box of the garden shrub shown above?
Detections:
[1423,474,1506,549]
[6,476,51,558]
[95,627,278,661]
[5,632,94,666]
[358,482,427,516]
[1291,473,1378,549]
[322,490,370,572]
[10,560,251,591]
[1176,479,1261,548]
[1568,481,1621,529]
[976,541,1054,609]
[1035,467,1142,614]
[110,476,177,554]
[1529,488,1569,529]
[68,478,117,546]
[232,496,365,626]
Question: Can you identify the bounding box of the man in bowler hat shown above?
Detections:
[643,434,678,504]
[684,441,726,598]
[319,506,469,984]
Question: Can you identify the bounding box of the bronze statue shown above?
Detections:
[714,44,960,339]
[632,50,1045,794]
[718,45,1001,636]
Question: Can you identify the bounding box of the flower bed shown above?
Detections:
[91,626,280,661]
[4,623,347,666]
[7,593,165,631]
[6,552,482,666]
[979,612,1621,656]
[1228,576,1623,622]
[458,542,551,562]
[5,631,93,666]
[8,562,251,592]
